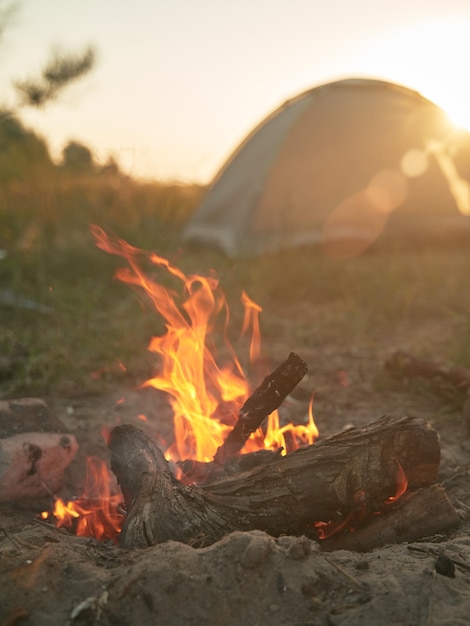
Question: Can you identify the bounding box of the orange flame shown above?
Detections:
[42,457,124,542]
[262,395,319,455]
[386,461,408,504]
[315,510,358,541]
[90,225,318,462]
[42,227,320,541]
[240,290,262,362]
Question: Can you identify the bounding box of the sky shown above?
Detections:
[2,0,470,183]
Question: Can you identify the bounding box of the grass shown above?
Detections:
[1,173,469,398]
[222,243,470,351]
[0,173,205,396]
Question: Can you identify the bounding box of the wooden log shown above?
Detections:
[213,352,308,464]
[177,448,281,485]
[320,484,459,552]
[0,398,78,502]
[385,350,470,393]
[109,414,441,548]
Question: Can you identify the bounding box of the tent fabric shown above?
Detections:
[182,78,470,257]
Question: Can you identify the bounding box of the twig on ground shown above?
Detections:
[324,556,365,589]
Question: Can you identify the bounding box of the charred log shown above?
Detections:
[213,352,308,465]
[177,448,282,485]
[321,484,459,552]
[385,351,470,393]
[109,414,441,549]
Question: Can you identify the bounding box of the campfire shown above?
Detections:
[1,228,459,552]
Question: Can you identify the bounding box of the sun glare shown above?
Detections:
[443,105,470,134]
[356,16,470,132]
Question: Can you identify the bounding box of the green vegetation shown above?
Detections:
[0,114,206,396]
[0,173,206,396]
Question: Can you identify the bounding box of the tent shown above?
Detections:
[181,78,470,257]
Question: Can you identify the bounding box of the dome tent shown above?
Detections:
[181,78,470,257]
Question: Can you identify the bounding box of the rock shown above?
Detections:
[239,533,274,569]
[0,398,78,502]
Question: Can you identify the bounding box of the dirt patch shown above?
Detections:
[3,523,470,626]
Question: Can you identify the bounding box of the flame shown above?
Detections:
[315,511,356,541]
[41,457,124,542]
[386,461,408,504]
[262,395,319,454]
[240,290,262,362]
[314,488,368,540]
[91,225,247,462]
[42,227,320,541]
[90,225,318,463]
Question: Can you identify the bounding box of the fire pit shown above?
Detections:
[1,229,469,625]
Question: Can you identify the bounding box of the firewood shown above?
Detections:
[109,414,441,549]
[213,352,308,464]
[177,448,281,485]
[0,398,78,503]
[320,484,459,552]
[385,350,470,393]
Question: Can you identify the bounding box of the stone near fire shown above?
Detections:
[240,532,274,569]
[0,398,78,502]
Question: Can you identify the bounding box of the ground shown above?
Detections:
[1,309,470,626]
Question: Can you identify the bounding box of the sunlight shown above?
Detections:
[355,16,470,131]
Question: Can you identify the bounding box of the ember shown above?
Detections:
[314,461,409,540]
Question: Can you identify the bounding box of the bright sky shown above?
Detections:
[2,0,470,183]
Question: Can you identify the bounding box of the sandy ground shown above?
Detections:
[1,339,470,626]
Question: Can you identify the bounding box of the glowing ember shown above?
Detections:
[42,227,319,540]
[314,461,409,540]
[385,461,408,503]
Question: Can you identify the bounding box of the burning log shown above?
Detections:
[109,414,443,549]
[321,484,459,552]
[178,352,308,482]
[214,352,308,464]
[0,398,78,503]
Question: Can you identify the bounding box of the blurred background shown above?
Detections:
[3,0,470,182]
[1,0,470,401]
